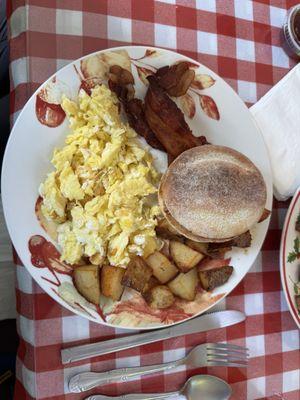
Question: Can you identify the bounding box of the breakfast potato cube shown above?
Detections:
[168,268,198,301]
[156,219,182,240]
[160,239,170,258]
[144,285,175,309]
[170,241,204,272]
[142,276,160,295]
[101,265,125,301]
[73,265,100,305]
[185,239,208,255]
[198,265,233,291]
[89,253,105,266]
[121,256,153,293]
[146,251,178,284]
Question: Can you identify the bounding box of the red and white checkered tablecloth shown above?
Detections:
[7,1,300,399]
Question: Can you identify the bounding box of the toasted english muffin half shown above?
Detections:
[159,145,267,242]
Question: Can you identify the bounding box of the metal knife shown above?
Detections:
[61,310,245,364]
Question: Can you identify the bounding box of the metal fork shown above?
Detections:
[69,343,248,393]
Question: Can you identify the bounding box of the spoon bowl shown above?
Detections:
[182,375,232,400]
[85,374,232,400]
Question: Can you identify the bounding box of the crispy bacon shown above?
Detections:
[144,76,207,157]
[108,65,207,157]
[258,208,271,223]
[109,78,165,151]
[155,62,195,97]
[124,99,166,151]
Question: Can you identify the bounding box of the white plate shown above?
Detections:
[2,46,273,329]
[280,187,300,328]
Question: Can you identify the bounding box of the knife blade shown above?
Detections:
[61,310,245,364]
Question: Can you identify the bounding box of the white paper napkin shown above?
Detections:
[251,63,300,201]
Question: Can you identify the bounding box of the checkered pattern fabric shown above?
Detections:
[7,1,300,399]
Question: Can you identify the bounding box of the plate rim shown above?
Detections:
[280,187,300,328]
[2,45,273,330]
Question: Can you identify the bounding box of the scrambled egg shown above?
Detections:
[39,85,162,266]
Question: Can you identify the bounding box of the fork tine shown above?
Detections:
[207,354,248,363]
[207,360,248,368]
[208,352,248,360]
[207,348,249,357]
[207,343,248,352]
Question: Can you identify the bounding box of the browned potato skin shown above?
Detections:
[101,265,125,301]
[185,239,231,259]
[198,265,233,291]
[121,256,153,293]
[170,241,204,272]
[185,239,208,254]
[160,239,171,258]
[146,251,178,284]
[73,265,100,305]
[156,219,183,240]
[144,285,175,309]
[89,253,105,266]
[142,276,160,295]
[168,268,198,301]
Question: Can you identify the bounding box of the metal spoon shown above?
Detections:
[84,374,232,400]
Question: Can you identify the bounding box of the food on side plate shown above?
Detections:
[144,285,175,309]
[198,265,233,291]
[296,212,300,233]
[287,237,300,263]
[159,145,267,243]
[39,85,162,268]
[295,295,300,313]
[168,268,199,301]
[145,251,178,284]
[286,213,300,314]
[145,76,207,157]
[169,240,204,272]
[101,265,125,301]
[121,256,153,293]
[73,264,100,305]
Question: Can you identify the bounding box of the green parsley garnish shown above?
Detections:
[287,237,300,263]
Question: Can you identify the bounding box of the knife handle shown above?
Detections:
[85,392,179,400]
[61,328,171,364]
[69,360,180,393]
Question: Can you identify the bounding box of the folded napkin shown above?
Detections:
[251,63,300,201]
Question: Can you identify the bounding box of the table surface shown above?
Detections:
[8,1,300,399]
